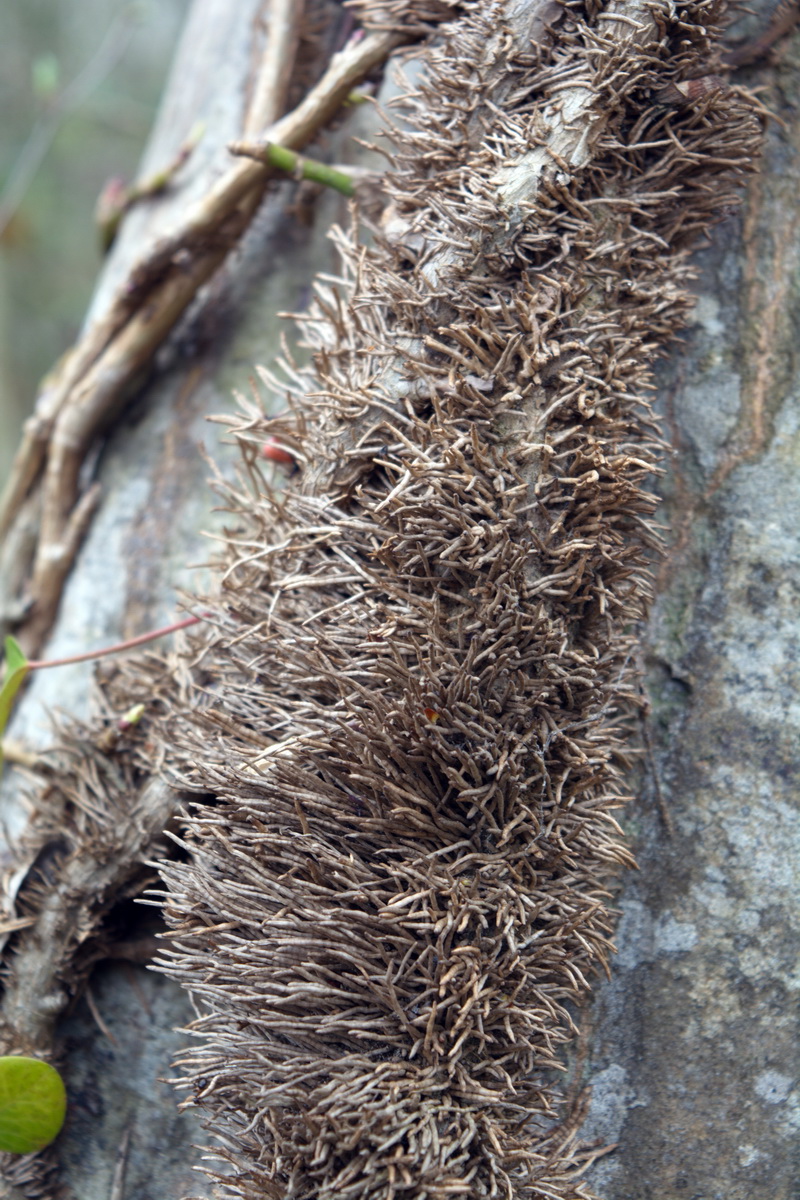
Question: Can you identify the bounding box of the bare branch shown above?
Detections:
[0,25,406,657]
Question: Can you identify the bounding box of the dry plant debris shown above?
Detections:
[134,0,761,1198]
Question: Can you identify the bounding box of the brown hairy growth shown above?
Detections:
[346,0,462,34]
[154,1,758,1196]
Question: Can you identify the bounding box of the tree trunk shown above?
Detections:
[582,26,800,1197]
[0,1,796,1197]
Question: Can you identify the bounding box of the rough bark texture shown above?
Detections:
[582,15,800,1194]
[0,0,795,1197]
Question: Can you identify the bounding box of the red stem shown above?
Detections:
[27,614,206,671]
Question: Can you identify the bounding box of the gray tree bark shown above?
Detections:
[583,30,800,1196]
[0,1,796,1198]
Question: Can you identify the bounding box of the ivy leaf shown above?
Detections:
[0,1057,67,1154]
[0,637,30,770]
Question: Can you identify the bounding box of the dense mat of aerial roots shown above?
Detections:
[151,0,758,1195]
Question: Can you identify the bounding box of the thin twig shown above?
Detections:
[0,28,398,543]
[0,28,404,658]
[96,123,205,251]
[26,613,206,671]
[245,0,306,135]
[230,140,357,194]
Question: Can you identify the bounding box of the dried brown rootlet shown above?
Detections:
[347,0,462,34]
[154,1,758,1197]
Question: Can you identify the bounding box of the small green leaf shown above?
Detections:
[0,1057,67,1154]
[3,636,27,676]
[0,638,30,769]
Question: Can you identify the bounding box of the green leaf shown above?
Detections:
[3,636,27,677]
[0,1057,67,1154]
[0,637,30,770]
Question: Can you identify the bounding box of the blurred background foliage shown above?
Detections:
[0,0,189,481]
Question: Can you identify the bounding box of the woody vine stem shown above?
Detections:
[0,0,403,657]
